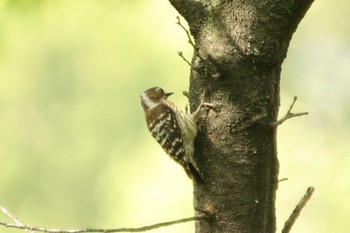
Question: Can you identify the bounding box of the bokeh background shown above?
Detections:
[0,0,349,232]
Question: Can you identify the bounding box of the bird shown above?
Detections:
[140,87,211,182]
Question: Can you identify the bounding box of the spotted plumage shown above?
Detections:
[140,87,203,181]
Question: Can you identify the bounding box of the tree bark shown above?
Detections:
[169,0,314,232]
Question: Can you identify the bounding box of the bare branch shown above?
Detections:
[176,17,195,48]
[272,96,308,126]
[0,206,23,227]
[182,91,190,99]
[278,177,288,182]
[177,51,198,71]
[0,206,33,233]
[176,16,205,61]
[282,186,315,233]
[0,206,209,233]
[176,16,221,78]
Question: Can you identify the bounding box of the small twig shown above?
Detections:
[176,16,205,61]
[282,186,315,233]
[175,16,194,47]
[176,17,196,51]
[272,96,308,127]
[0,206,23,226]
[181,91,190,113]
[177,51,198,71]
[182,91,190,99]
[278,177,289,182]
[0,206,209,233]
[0,206,33,233]
[176,16,221,78]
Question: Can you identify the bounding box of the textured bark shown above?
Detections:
[169,0,314,232]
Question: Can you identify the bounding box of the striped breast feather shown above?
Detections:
[146,102,187,163]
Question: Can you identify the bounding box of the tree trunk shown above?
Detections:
[169,0,314,232]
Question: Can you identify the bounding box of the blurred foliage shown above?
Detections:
[0,0,349,233]
[3,0,45,12]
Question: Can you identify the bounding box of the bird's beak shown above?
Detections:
[165,92,173,98]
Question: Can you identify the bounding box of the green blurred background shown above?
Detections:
[0,0,349,232]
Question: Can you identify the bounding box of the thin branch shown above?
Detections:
[0,206,209,233]
[272,96,308,126]
[0,206,23,227]
[278,177,288,182]
[182,91,190,99]
[0,206,33,233]
[176,17,196,49]
[177,51,198,71]
[282,186,315,233]
[176,16,204,61]
[175,16,200,71]
[176,16,221,78]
